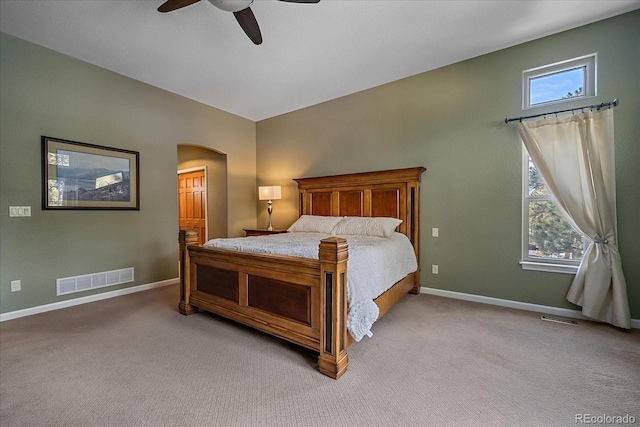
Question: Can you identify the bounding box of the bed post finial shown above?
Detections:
[178,229,199,315]
[318,237,349,379]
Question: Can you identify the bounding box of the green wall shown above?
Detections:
[0,32,257,314]
[256,11,640,319]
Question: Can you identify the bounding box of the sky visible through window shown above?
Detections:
[530,67,584,105]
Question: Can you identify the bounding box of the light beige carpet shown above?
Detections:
[1,284,638,426]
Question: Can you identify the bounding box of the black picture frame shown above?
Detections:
[42,136,140,210]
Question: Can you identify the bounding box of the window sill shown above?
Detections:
[520,261,578,275]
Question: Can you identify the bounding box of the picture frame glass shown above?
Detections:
[42,136,139,210]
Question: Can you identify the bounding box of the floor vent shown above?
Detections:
[541,315,578,326]
[57,268,134,296]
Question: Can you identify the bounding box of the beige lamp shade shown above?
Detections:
[258,186,282,201]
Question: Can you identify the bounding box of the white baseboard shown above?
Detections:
[4,281,636,329]
[0,278,179,322]
[420,287,640,329]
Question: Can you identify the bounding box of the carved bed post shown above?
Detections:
[178,229,199,315]
[408,180,422,294]
[317,237,349,379]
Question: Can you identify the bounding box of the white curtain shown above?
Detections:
[517,108,630,329]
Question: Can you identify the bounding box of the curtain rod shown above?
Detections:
[504,98,619,124]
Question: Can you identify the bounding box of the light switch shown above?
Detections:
[432,227,439,237]
[9,206,31,217]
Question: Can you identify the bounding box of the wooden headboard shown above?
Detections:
[293,167,426,257]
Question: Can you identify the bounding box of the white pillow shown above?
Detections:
[287,215,343,233]
[332,216,402,238]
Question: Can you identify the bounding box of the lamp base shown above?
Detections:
[266,200,274,231]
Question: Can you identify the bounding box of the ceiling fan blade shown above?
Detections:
[277,0,320,3]
[233,7,263,45]
[157,0,200,13]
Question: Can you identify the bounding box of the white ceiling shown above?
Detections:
[1,0,638,121]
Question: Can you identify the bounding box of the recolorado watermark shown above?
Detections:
[575,414,636,424]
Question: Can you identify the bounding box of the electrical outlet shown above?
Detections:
[432,265,438,274]
[11,280,21,292]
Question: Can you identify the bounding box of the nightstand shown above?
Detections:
[243,228,288,237]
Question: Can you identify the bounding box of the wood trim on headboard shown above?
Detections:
[293,167,426,288]
[294,167,426,190]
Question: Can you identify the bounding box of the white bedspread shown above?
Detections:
[204,232,417,341]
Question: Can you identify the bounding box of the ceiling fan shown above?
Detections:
[157,0,320,45]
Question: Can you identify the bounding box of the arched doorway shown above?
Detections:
[177,145,228,244]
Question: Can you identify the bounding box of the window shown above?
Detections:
[521,150,584,274]
[523,54,596,109]
[519,55,596,273]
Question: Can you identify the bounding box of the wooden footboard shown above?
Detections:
[179,229,349,378]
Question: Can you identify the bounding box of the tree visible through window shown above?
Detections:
[525,157,583,262]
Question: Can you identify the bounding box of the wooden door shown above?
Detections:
[178,170,207,245]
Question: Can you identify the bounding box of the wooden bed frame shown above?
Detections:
[178,167,425,379]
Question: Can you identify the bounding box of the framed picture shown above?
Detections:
[42,136,139,210]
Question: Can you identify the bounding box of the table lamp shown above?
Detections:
[258,186,282,231]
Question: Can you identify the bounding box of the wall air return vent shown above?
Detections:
[56,268,134,296]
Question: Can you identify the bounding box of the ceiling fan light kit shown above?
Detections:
[158,0,320,45]
[208,0,253,13]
